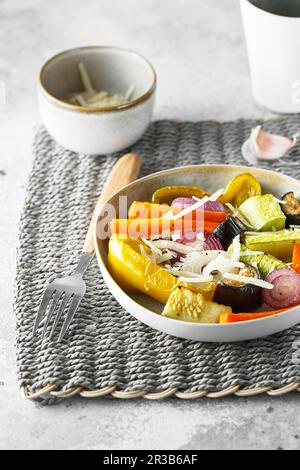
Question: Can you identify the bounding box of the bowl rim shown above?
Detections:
[95,163,300,330]
[38,45,157,114]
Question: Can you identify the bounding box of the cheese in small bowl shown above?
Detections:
[38,46,156,154]
[65,62,135,109]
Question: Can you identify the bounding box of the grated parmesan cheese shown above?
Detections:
[231,234,241,261]
[65,62,135,108]
[178,275,214,284]
[150,240,201,255]
[142,238,163,256]
[223,272,274,289]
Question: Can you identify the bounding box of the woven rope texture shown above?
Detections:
[15,118,300,401]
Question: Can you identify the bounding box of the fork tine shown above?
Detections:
[49,293,71,340]
[58,294,82,342]
[32,287,54,336]
[41,291,62,340]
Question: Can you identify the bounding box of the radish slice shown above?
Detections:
[242,126,298,165]
[262,268,300,309]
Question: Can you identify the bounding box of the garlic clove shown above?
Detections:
[242,136,258,165]
[253,126,297,160]
[242,126,298,163]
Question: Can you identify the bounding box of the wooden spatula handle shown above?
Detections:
[83,153,141,254]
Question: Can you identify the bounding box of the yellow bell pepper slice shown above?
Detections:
[107,235,178,304]
[219,173,261,207]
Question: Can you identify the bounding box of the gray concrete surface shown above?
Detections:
[0,0,299,450]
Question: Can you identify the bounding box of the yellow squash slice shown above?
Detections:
[162,287,232,323]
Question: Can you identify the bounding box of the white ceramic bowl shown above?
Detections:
[95,164,300,343]
[38,46,156,155]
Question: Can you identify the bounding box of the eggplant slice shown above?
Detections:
[282,192,300,227]
[214,264,262,313]
[213,216,245,250]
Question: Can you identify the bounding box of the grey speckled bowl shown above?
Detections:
[95,164,300,342]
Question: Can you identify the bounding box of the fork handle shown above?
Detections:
[82,153,141,254]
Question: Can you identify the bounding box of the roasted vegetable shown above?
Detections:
[171,198,225,213]
[244,230,300,260]
[171,197,195,208]
[262,267,300,309]
[108,235,178,304]
[292,243,300,274]
[236,245,287,278]
[203,232,224,251]
[152,186,209,205]
[238,194,286,232]
[214,264,262,313]
[177,281,217,301]
[282,192,300,227]
[110,218,219,238]
[162,287,231,323]
[220,309,290,324]
[129,202,169,219]
[243,254,285,278]
[176,231,223,251]
[213,216,245,250]
[202,201,225,212]
[128,201,227,223]
[219,173,261,206]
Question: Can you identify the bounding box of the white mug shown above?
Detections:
[240,0,300,113]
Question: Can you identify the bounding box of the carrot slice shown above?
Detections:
[292,242,300,274]
[219,307,298,324]
[128,202,227,223]
[128,202,169,219]
[110,218,219,238]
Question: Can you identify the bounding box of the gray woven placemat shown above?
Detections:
[16,117,300,402]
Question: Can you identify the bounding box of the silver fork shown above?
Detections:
[32,153,141,342]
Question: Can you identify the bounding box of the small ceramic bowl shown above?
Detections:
[38,46,156,155]
[95,164,300,343]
